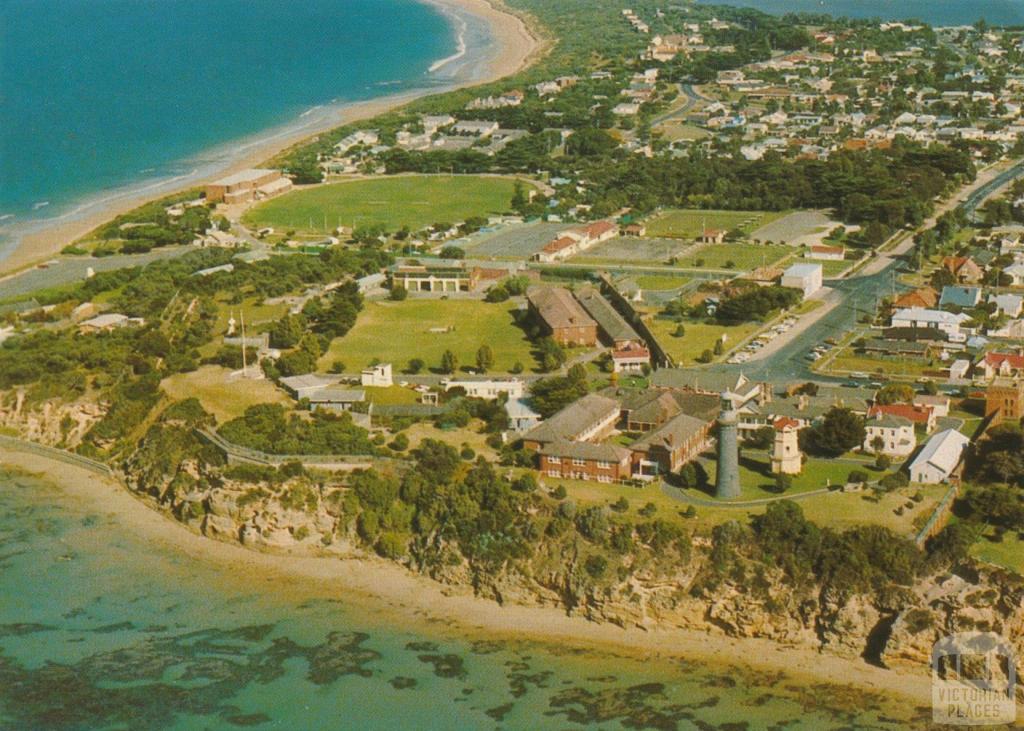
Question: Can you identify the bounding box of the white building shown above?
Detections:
[441,378,525,400]
[908,429,971,484]
[890,308,971,339]
[780,263,823,298]
[863,414,917,457]
[361,363,393,388]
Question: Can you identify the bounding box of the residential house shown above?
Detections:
[913,394,951,418]
[1004,263,1024,286]
[941,256,984,284]
[863,414,917,457]
[990,293,1023,318]
[893,287,939,309]
[890,308,971,340]
[526,287,599,346]
[867,403,937,433]
[939,286,982,308]
[908,429,971,484]
[978,352,1024,380]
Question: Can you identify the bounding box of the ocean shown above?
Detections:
[0,0,480,260]
[0,469,933,729]
[707,0,1024,26]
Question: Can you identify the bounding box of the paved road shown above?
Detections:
[962,158,1024,220]
[650,84,705,127]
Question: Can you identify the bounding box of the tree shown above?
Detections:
[801,408,866,457]
[440,349,459,375]
[697,349,715,363]
[390,284,408,301]
[875,383,914,405]
[773,473,793,493]
[407,358,425,374]
[511,180,529,211]
[746,426,776,450]
[875,453,892,470]
[475,344,494,373]
[673,323,686,337]
[439,245,465,259]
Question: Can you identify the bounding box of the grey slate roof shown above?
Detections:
[523,393,619,444]
[631,412,707,453]
[575,286,640,343]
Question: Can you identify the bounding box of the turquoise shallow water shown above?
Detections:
[0,470,935,730]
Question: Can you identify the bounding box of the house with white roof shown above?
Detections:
[908,429,970,484]
[890,308,971,339]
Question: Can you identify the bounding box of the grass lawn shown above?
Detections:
[243,175,524,234]
[647,316,760,365]
[971,530,1024,575]
[398,421,498,460]
[819,259,854,277]
[825,350,935,378]
[646,209,786,240]
[161,366,291,424]
[679,243,792,271]
[635,275,691,291]
[695,455,860,501]
[544,473,942,538]
[319,299,538,374]
[213,298,290,335]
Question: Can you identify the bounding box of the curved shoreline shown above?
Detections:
[0,0,544,277]
[0,445,935,709]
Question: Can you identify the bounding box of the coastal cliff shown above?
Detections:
[113,412,1024,686]
[5,397,1021,687]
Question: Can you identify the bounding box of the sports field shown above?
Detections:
[679,243,792,271]
[243,175,524,234]
[319,300,539,373]
[645,209,785,239]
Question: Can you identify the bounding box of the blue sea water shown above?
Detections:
[0,469,932,729]
[0,0,466,251]
[707,0,1024,26]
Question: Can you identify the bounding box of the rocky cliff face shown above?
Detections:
[119,454,1024,681]
[0,390,105,448]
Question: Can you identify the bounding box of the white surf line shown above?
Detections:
[428,3,468,73]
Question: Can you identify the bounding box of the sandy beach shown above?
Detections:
[0,445,935,708]
[0,0,545,277]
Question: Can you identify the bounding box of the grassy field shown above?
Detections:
[679,243,792,271]
[364,386,420,405]
[819,258,854,277]
[655,121,710,142]
[647,316,760,364]
[971,530,1024,575]
[161,366,291,423]
[319,300,539,373]
[646,209,786,240]
[545,472,941,538]
[635,275,692,291]
[824,350,936,378]
[696,455,867,501]
[243,175,524,234]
